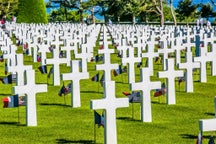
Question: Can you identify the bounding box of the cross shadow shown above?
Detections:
[151,101,165,105]
[0,93,13,96]
[81,91,103,94]
[40,103,71,107]
[56,139,95,144]
[180,134,211,139]
[117,117,140,122]
[204,112,215,116]
[0,121,25,126]
[180,134,197,139]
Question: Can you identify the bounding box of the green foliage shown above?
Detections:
[0,0,18,18]
[48,7,80,22]
[175,0,197,23]
[17,0,48,23]
[199,3,215,19]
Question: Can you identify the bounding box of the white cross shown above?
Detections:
[90,81,129,144]
[38,42,50,66]
[194,46,209,83]
[130,68,161,122]
[158,36,174,70]
[75,44,93,72]
[96,46,118,81]
[122,46,141,83]
[45,48,69,86]
[158,58,184,105]
[62,60,89,107]
[8,54,32,86]
[142,42,159,75]
[178,51,200,92]
[206,43,216,76]
[2,44,17,67]
[13,70,47,126]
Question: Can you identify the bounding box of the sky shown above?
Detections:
[44,0,215,20]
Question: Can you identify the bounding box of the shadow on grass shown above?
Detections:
[0,121,25,126]
[204,112,215,116]
[56,139,96,144]
[0,93,13,96]
[180,134,211,139]
[151,101,165,105]
[40,103,71,107]
[81,91,103,94]
[117,117,140,122]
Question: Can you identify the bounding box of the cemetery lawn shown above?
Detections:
[0,39,215,144]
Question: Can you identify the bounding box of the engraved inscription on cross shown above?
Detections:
[90,81,129,144]
[158,58,184,105]
[130,68,161,122]
[13,70,47,126]
[62,60,89,107]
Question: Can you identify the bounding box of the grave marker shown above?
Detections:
[121,46,141,83]
[130,68,161,122]
[90,81,129,144]
[45,48,69,86]
[178,51,200,92]
[13,70,47,126]
[158,59,184,104]
[62,60,89,107]
[8,54,32,86]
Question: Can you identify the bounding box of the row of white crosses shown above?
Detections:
[1,23,99,126]
[1,46,47,126]
[105,24,216,125]
[2,23,216,142]
[0,27,48,126]
[91,25,129,144]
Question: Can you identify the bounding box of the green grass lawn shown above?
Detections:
[0,34,215,144]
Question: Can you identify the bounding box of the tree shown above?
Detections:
[105,0,125,23]
[175,0,197,25]
[169,0,177,26]
[199,3,215,20]
[17,0,48,23]
[151,0,165,26]
[124,0,148,24]
[0,0,18,19]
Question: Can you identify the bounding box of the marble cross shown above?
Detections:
[158,58,184,105]
[96,43,118,81]
[194,45,209,83]
[8,54,32,86]
[130,68,161,122]
[121,46,142,83]
[62,60,89,107]
[75,44,93,72]
[90,81,129,144]
[142,42,159,75]
[13,70,47,126]
[178,51,200,92]
[45,48,69,86]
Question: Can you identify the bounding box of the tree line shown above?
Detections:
[1,0,216,26]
